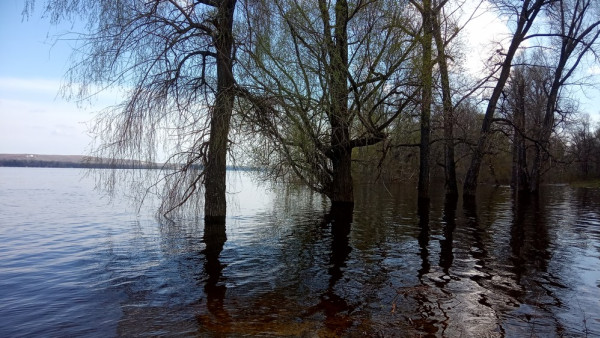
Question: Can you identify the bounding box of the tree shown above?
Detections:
[501,60,557,192]
[411,0,435,201]
[237,0,418,205]
[204,0,237,222]
[529,0,600,192]
[507,64,532,193]
[26,0,238,220]
[463,0,549,199]
[569,116,600,179]
[431,0,468,197]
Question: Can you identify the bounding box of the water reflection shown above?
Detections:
[201,219,229,324]
[306,204,354,334]
[504,192,564,336]
[439,196,457,277]
[417,200,431,281]
[2,169,600,337]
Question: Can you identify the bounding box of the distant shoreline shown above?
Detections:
[0,154,255,171]
[0,153,158,169]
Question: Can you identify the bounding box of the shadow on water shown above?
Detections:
[439,195,457,279]
[503,192,566,336]
[304,203,355,335]
[417,199,431,281]
[201,219,230,324]
[196,199,360,336]
[110,183,600,337]
[5,170,600,336]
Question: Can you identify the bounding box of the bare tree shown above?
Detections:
[462,0,550,199]
[507,65,531,193]
[502,60,555,192]
[25,0,238,220]
[431,0,475,198]
[411,0,435,201]
[529,0,600,192]
[236,0,418,205]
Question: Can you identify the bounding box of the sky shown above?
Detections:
[0,0,97,155]
[0,0,599,156]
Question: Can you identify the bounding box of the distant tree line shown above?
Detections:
[0,159,159,169]
[0,159,259,172]
[26,0,600,218]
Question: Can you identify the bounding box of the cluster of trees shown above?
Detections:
[565,116,600,180]
[27,0,600,219]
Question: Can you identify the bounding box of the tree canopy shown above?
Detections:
[26,0,600,216]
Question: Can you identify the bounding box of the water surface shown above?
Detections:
[1,168,599,336]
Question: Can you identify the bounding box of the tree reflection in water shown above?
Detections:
[417,199,431,281]
[305,203,355,335]
[4,171,600,336]
[172,183,600,335]
[198,219,230,326]
[439,195,457,280]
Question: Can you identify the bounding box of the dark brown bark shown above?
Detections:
[418,0,433,201]
[202,217,229,320]
[330,147,353,204]
[204,0,237,222]
[324,0,353,204]
[463,0,546,199]
[432,8,458,198]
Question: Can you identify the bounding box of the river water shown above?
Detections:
[1,167,599,337]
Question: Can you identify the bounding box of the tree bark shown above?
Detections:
[326,0,354,205]
[418,0,433,202]
[204,0,237,222]
[432,8,458,198]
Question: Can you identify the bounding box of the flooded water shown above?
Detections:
[1,168,599,337]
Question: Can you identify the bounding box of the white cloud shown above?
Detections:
[0,80,94,155]
[459,1,513,75]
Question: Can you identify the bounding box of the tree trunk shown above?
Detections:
[330,147,354,205]
[204,0,236,222]
[326,0,353,205]
[530,36,570,193]
[511,75,529,193]
[463,0,545,199]
[432,9,457,198]
[463,52,518,198]
[418,0,433,202]
[202,218,228,320]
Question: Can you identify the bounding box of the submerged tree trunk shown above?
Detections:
[204,0,237,222]
[202,217,228,320]
[418,0,433,201]
[432,8,458,198]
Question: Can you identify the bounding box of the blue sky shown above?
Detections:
[0,0,599,156]
[0,0,92,155]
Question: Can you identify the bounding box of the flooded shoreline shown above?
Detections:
[1,168,599,336]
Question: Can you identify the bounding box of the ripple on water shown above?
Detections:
[1,168,600,336]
